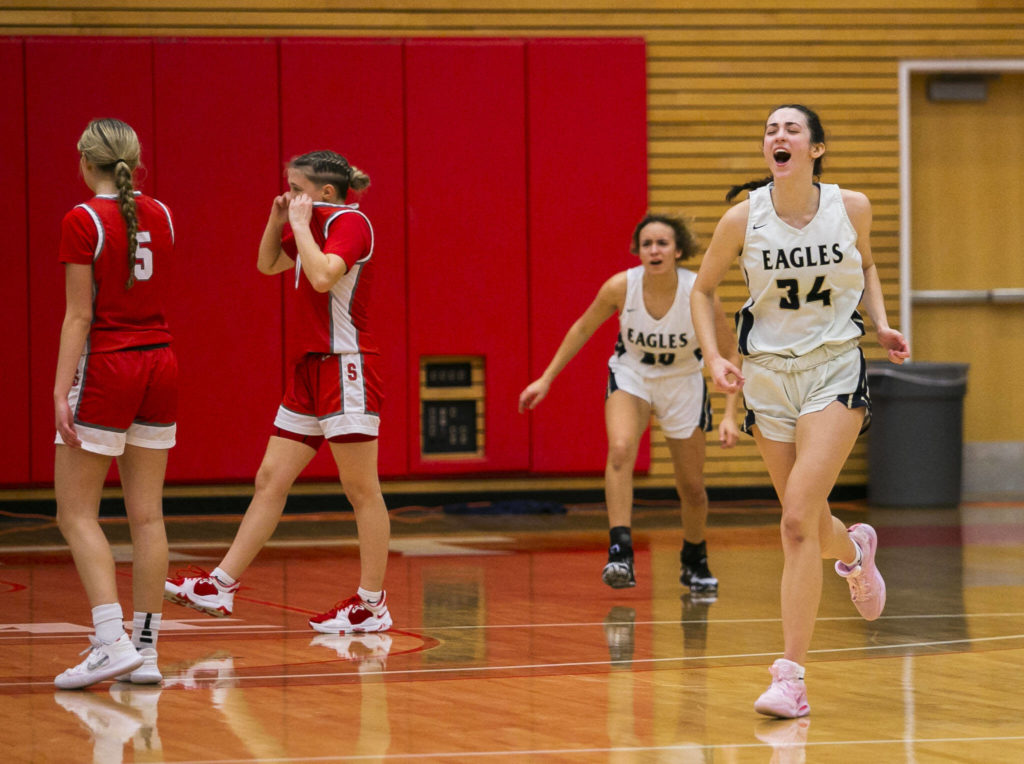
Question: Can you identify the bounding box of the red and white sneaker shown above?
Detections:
[309,593,392,634]
[754,659,810,719]
[164,566,236,617]
[835,523,886,621]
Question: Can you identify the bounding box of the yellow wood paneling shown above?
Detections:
[8,0,1024,9]
[4,0,1021,491]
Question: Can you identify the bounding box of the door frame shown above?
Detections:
[898,59,1024,499]
[898,58,1024,349]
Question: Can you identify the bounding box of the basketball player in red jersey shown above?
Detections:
[54,119,177,689]
[165,151,392,634]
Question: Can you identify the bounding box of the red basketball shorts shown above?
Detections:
[274,352,382,440]
[56,344,178,456]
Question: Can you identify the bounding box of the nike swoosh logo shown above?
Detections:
[752,223,767,229]
[86,654,109,671]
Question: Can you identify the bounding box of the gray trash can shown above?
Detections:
[867,362,969,507]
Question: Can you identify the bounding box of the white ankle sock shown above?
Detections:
[211,567,238,590]
[357,587,384,610]
[92,603,125,644]
[130,611,162,650]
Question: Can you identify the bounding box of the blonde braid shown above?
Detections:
[77,118,142,289]
[113,160,140,288]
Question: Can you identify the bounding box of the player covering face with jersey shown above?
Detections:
[164,150,394,637]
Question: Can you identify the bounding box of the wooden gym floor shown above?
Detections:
[1,496,1023,763]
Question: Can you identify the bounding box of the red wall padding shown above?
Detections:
[0,40,30,486]
[7,36,647,488]
[25,38,156,485]
[153,39,284,482]
[279,39,408,481]
[404,40,531,474]
[526,39,650,474]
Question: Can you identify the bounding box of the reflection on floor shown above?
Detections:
[2,498,1024,762]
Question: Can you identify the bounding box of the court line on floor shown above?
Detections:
[382,610,1024,626]
[13,631,1024,689]
[5,610,1023,642]
[7,631,1024,690]
[112,734,1024,763]
[174,632,1024,683]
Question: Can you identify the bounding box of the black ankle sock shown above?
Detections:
[610,526,632,549]
[682,539,707,564]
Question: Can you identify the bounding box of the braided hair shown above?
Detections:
[725,104,827,203]
[289,150,370,198]
[77,119,142,288]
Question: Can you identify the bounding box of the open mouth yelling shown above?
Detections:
[773,148,792,166]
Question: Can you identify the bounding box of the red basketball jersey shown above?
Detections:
[281,203,376,359]
[59,193,175,353]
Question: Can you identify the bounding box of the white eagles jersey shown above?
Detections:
[737,183,865,357]
[610,265,703,378]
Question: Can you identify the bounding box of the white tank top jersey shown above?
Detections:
[610,265,703,378]
[737,183,865,357]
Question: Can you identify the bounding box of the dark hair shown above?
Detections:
[725,104,827,203]
[630,213,700,261]
[289,150,370,198]
[77,119,142,288]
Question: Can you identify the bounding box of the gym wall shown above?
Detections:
[3,1,1023,494]
[0,35,647,488]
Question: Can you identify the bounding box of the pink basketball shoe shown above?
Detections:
[754,659,810,718]
[835,523,886,621]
